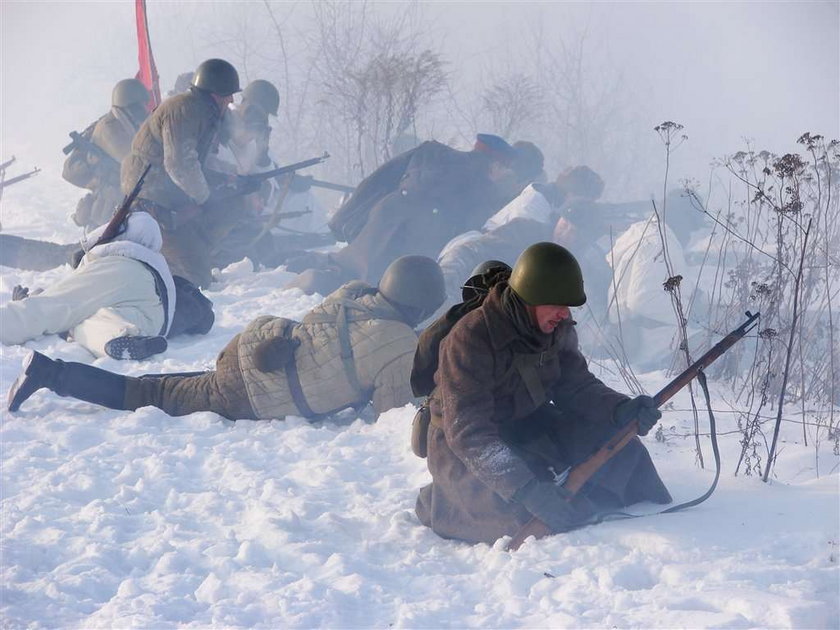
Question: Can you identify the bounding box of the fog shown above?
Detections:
[2,1,837,202]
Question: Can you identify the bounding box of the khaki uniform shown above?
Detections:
[124,282,419,419]
[121,89,226,287]
[415,283,671,544]
[63,108,140,228]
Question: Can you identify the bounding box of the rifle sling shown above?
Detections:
[585,369,721,525]
[283,356,318,419]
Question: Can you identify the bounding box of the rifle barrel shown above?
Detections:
[0,168,40,189]
[310,178,355,194]
[653,311,759,407]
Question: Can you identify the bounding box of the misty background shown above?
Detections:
[2,1,838,210]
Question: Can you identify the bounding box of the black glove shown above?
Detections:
[513,479,585,533]
[235,175,262,196]
[289,174,313,193]
[252,336,300,373]
[69,248,85,268]
[613,395,661,436]
[11,285,29,301]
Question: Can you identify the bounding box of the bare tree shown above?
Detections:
[311,1,447,181]
[479,73,546,140]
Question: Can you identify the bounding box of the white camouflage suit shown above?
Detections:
[0,212,175,357]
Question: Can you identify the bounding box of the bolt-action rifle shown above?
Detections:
[308,178,355,194]
[62,129,118,167]
[506,310,761,551]
[207,152,330,200]
[0,166,41,191]
[91,164,152,248]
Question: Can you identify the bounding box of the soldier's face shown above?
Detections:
[212,93,235,110]
[531,304,572,334]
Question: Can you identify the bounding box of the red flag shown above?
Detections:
[135,0,162,110]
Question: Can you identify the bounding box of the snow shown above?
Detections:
[1,175,839,629]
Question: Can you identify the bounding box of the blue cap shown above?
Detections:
[474,133,516,162]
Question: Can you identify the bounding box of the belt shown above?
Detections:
[139,261,169,336]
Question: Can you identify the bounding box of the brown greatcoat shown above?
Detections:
[121,88,222,210]
[416,283,671,545]
[328,142,516,288]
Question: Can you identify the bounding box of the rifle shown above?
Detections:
[0,167,41,191]
[207,152,330,200]
[92,164,152,247]
[506,310,761,551]
[62,129,118,166]
[309,178,355,194]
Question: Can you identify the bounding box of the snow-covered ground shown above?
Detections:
[1,175,838,628]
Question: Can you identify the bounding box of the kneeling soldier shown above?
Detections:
[8,256,445,421]
[414,242,671,544]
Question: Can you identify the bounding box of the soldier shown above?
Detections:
[0,211,175,360]
[552,166,649,320]
[414,242,671,544]
[64,78,150,228]
[237,79,281,168]
[605,190,710,370]
[436,172,566,303]
[8,256,446,422]
[121,58,241,288]
[285,134,542,297]
[210,83,330,269]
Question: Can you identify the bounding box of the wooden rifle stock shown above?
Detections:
[506,311,760,551]
[92,164,152,248]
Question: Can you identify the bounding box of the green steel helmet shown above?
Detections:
[509,242,586,306]
[112,78,150,108]
[379,255,446,322]
[191,59,241,96]
[242,79,280,116]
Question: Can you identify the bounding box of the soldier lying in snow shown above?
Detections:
[8,256,446,422]
[1,211,176,360]
[284,135,544,297]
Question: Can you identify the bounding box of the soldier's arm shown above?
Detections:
[437,322,534,500]
[160,109,210,204]
[370,342,419,416]
[62,150,97,189]
[550,330,627,428]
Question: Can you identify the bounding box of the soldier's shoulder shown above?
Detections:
[444,303,492,349]
[157,90,215,119]
[93,111,127,137]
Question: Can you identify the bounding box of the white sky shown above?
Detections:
[1,1,838,196]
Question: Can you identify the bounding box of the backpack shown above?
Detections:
[167,276,215,338]
[410,267,511,397]
[409,267,511,457]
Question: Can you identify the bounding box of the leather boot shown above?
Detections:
[104,335,168,360]
[7,350,129,413]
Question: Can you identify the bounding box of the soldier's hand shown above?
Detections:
[613,395,661,436]
[289,174,313,193]
[69,248,85,268]
[11,285,29,301]
[514,479,585,533]
[235,175,262,196]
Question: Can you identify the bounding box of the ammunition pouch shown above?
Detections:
[411,400,432,458]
